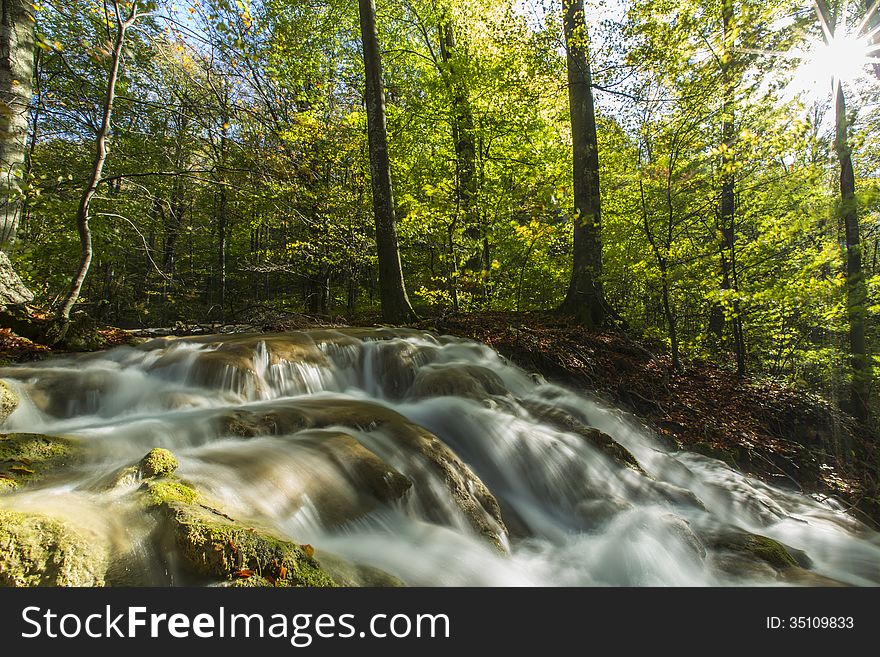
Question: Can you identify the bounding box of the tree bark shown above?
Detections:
[358,0,416,324]
[708,0,745,374]
[0,0,33,248]
[56,3,135,324]
[835,83,870,422]
[559,0,606,327]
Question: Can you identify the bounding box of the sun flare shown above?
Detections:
[792,29,877,95]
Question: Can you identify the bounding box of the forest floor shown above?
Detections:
[2,309,878,526]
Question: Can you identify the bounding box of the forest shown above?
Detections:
[0,0,877,409]
[0,0,880,589]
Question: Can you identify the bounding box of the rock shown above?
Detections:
[210,399,508,550]
[148,482,336,587]
[0,432,79,491]
[140,448,179,478]
[296,432,412,505]
[706,530,799,570]
[0,509,107,586]
[0,252,34,311]
[410,365,507,401]
[777,567,849,587]
[9,368,114,418]
[192,429,412,528]
[142,478,200,507]
[293,400,509,550]
[522,400,644,473]
[0,379,18,423]
[137,452,337,588]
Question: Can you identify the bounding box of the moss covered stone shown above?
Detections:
[140,448,179,478]
[710,531,799,570]
[0,509,108,586]
[140,471,336,587]
[0,432,79,491]
[142,477,200,507]
[158,501,336,587]
[0,379,19,424]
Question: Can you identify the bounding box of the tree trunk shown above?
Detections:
[56,4,135,324]
[0,0,33,248]
[559,0,606,327]
[358,0,416,324]
[835,83,870,422]
[709,0,745,375]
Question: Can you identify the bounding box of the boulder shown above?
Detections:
[139,448,179,478]
[213,399,508,550]
[0,432,79,492]
[0,252,34,311]
[0,379,18,423]
[0,509,108,586]
[522,399,644,473]
[410,364,507,401]
[146,479,336,587]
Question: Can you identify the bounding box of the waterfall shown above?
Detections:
[2,329,878,586]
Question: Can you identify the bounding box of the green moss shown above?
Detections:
[142,477,200,507]
[0,380,18,423]
[711,531,799,570]
[0,433,78,491]
[0,509,108,586]
[162,502,336,587]
[746,535,799,569]
[140,448,179,477]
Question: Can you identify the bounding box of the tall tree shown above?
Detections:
[358,0,416,323]
[0,0,33,248]
[817,0,870,422]
[559,0,606,327]
[707,0,745,374]
[56,1,140,326]
[0,0,34,307]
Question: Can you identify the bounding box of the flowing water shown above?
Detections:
[1,328,879,586]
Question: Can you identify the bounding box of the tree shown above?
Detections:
[559,0,606,327]
[707,0,745,375]
[358,0,417,323]
[0,0,35,309]
[0,0,33,248]
[812,0,871,422]
[56,1,142,326]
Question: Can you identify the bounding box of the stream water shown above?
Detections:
[1,328,879,586]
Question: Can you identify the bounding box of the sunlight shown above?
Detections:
[744,1,880,104]
[790,29,877,98]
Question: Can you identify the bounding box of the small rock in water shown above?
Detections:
[140,448,179,478]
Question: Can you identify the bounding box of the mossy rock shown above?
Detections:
[142,477,200,507]
[0,379,18,424]
[140,448,179,478]
[0,509,108,586]
[161,501,336,587]
[708,531,799,570]
[0,433,79,491]
[143,474,336,587]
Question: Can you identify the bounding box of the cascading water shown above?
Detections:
[1,328,879,586]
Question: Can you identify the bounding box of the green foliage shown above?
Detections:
[13,0,880,412]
